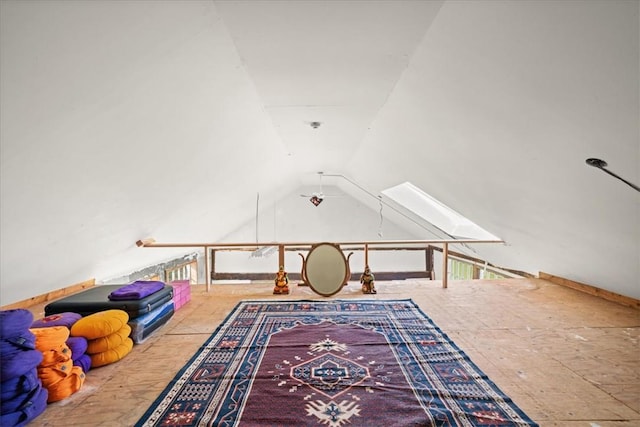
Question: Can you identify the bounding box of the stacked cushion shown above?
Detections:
[70,310,133,368]
[1,309,48,426]
[86,324,131,354]
[67,336,91,373]
[30,326,86,403]
[32,312,91,373]
[108,280,165,300]
[31,312,81,329]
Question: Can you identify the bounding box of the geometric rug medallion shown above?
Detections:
[135,300,538,426]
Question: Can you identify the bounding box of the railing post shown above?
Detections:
[204,246,210,292]
[364,243,369,268]
[442,242,448,289]
[278,244,285,269]
[425,245,434,279]
[473,263,481,279]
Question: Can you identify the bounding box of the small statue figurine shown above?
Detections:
[360,265,376,294]
[273,265,290,295]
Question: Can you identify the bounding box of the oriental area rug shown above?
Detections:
[136,300,538,426]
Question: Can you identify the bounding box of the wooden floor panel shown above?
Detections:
[23,278,639,426]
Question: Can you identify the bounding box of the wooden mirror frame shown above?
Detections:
[301,242,350,297]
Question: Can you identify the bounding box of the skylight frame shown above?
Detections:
[380,182,500,241]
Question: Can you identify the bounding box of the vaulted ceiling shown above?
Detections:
[1,0,638,305]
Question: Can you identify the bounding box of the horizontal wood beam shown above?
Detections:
[0,278,96,310]
[540,272,639,310]
[215,245,439,252]
[137,239,504,249]
[212,271,433,282]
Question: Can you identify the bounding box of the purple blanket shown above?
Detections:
[108,281,165,301]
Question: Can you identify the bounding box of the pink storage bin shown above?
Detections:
[170,280,191,310]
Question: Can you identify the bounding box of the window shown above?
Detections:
[381,182,500,240]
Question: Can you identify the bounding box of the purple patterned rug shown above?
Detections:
[136,300,538,426]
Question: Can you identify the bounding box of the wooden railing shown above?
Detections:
[211,245,436,282]
[165,260,198,285]
[136,239,504,291]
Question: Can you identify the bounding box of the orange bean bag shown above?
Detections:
[40,343,72,366]
[45,366,85,403]
[37,359,73,387]
[31,326,69,351]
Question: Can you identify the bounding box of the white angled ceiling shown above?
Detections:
[0,0,638,305]
[215,0,444,174]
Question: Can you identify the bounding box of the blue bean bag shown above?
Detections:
[1,381,44,414]
[0,369,39,402]
[0,310,34,339]
[1,349,42,381]
[0,332,37,357]
[31,312,82,329]
[0,384,47,427]
[66,336,88,361]
[73,353,92,373]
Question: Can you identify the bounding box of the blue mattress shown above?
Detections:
[128,300,174,344]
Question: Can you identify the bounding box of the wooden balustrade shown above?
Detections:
[136,239,504,291]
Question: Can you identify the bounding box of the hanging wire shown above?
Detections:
[251,193,262,258]
[251,192,277,258]
[324,173,443,239]
[255,192,259,244]
[377,196,384,237]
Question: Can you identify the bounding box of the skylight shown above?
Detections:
[381,182,500,240]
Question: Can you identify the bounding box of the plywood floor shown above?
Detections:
[24,278,640,426]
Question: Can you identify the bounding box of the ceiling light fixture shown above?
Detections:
[586,158,639,192]
[310,195,323,206]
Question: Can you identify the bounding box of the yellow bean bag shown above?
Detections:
[90,337,133,368]
[70,310,129,340]
[31,326,70,351]
[86,324,132,354]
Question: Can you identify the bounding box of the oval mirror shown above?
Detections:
[304,243,349,297]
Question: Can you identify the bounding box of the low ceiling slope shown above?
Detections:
[1,1,638,305]
[347,0,639,298]
[0,1,297,304]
